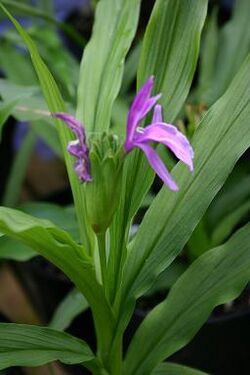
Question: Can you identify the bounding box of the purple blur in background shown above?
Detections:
[53,0,88,21]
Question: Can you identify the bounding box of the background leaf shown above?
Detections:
[152,362,208,375]
[76,0,141,132]
[199,0,250,105]
[0,324,94,369]
[0,236,36,261]
[211,199,250,246]
[138,0,208,121]
[2,129,36,207]
[0,101,17,140]
[125,224,250,375]
[196,8,219,103]
[50,288,88,331]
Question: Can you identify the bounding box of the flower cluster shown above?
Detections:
[54,77,194,191]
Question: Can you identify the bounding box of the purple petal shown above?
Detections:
[67,140,87,158]
[152,104,163,123]
[52,112,91,182]
[129,76,154,116]
[53,112,86,146]
[75,159,92,182]
[137,143,179,191]
[136,122,194,171]
[125,77,161,151]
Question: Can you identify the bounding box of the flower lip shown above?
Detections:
[124,78,194,190]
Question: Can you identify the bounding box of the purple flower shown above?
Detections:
[53,113,92,182]
[124,77,194,191]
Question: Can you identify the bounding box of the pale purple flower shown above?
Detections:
[53,113,92,182]
[124,77,194,191]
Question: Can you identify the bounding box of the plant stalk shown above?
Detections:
[97,231,107,289]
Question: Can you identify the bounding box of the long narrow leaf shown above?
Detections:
[107,0,208,304]
[125,224,250,374]
[76,0,141,132]
[2,129,35,207]
[211,0,250,103]
[117,54,250,332]
[138,0,208,121]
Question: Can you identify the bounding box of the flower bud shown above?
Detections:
[84,133,124,234]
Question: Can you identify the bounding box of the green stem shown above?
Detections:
[2,128,36,207]
[109,335,123,375]
[97,231,107,289]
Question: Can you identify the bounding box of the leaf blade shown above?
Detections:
[125,224,250,374]
[0,101,17,140]
[50,288,88,331]
[138,0,208,121]
[108,0,208,304]
[152,362,208,375]
[118,54,250,333]
[76,0,141,132]
[0,207,115,354]
[0,323,93,369]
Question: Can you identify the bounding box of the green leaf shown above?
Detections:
[0,101,17,140]
[120,42,141,95]
[20,202,80,242]
[3,128,36,207]
[0,203,79,262]
[1,0,85,47]
[76,0,141,132]
[50,288,89,331]
[32,119,63,158]
[138,0,208,121]
[107,0,208,305]
[0,79,39,98]
[0,5,93,250]
[152,362,207,375]
[211,199,250,246]
[209,0,250,104]
[0,207,115,356]
[0,236,36,261]
[145,261,187,296]
[196,8,219,103]
[125,224,250,375]
[206,165,250,230]
[0,40,37,85]
[117,55,250,332]
[0,81,63,158]
[0,323,94,369]
[0,12,65,115]
[186,217,211,260]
